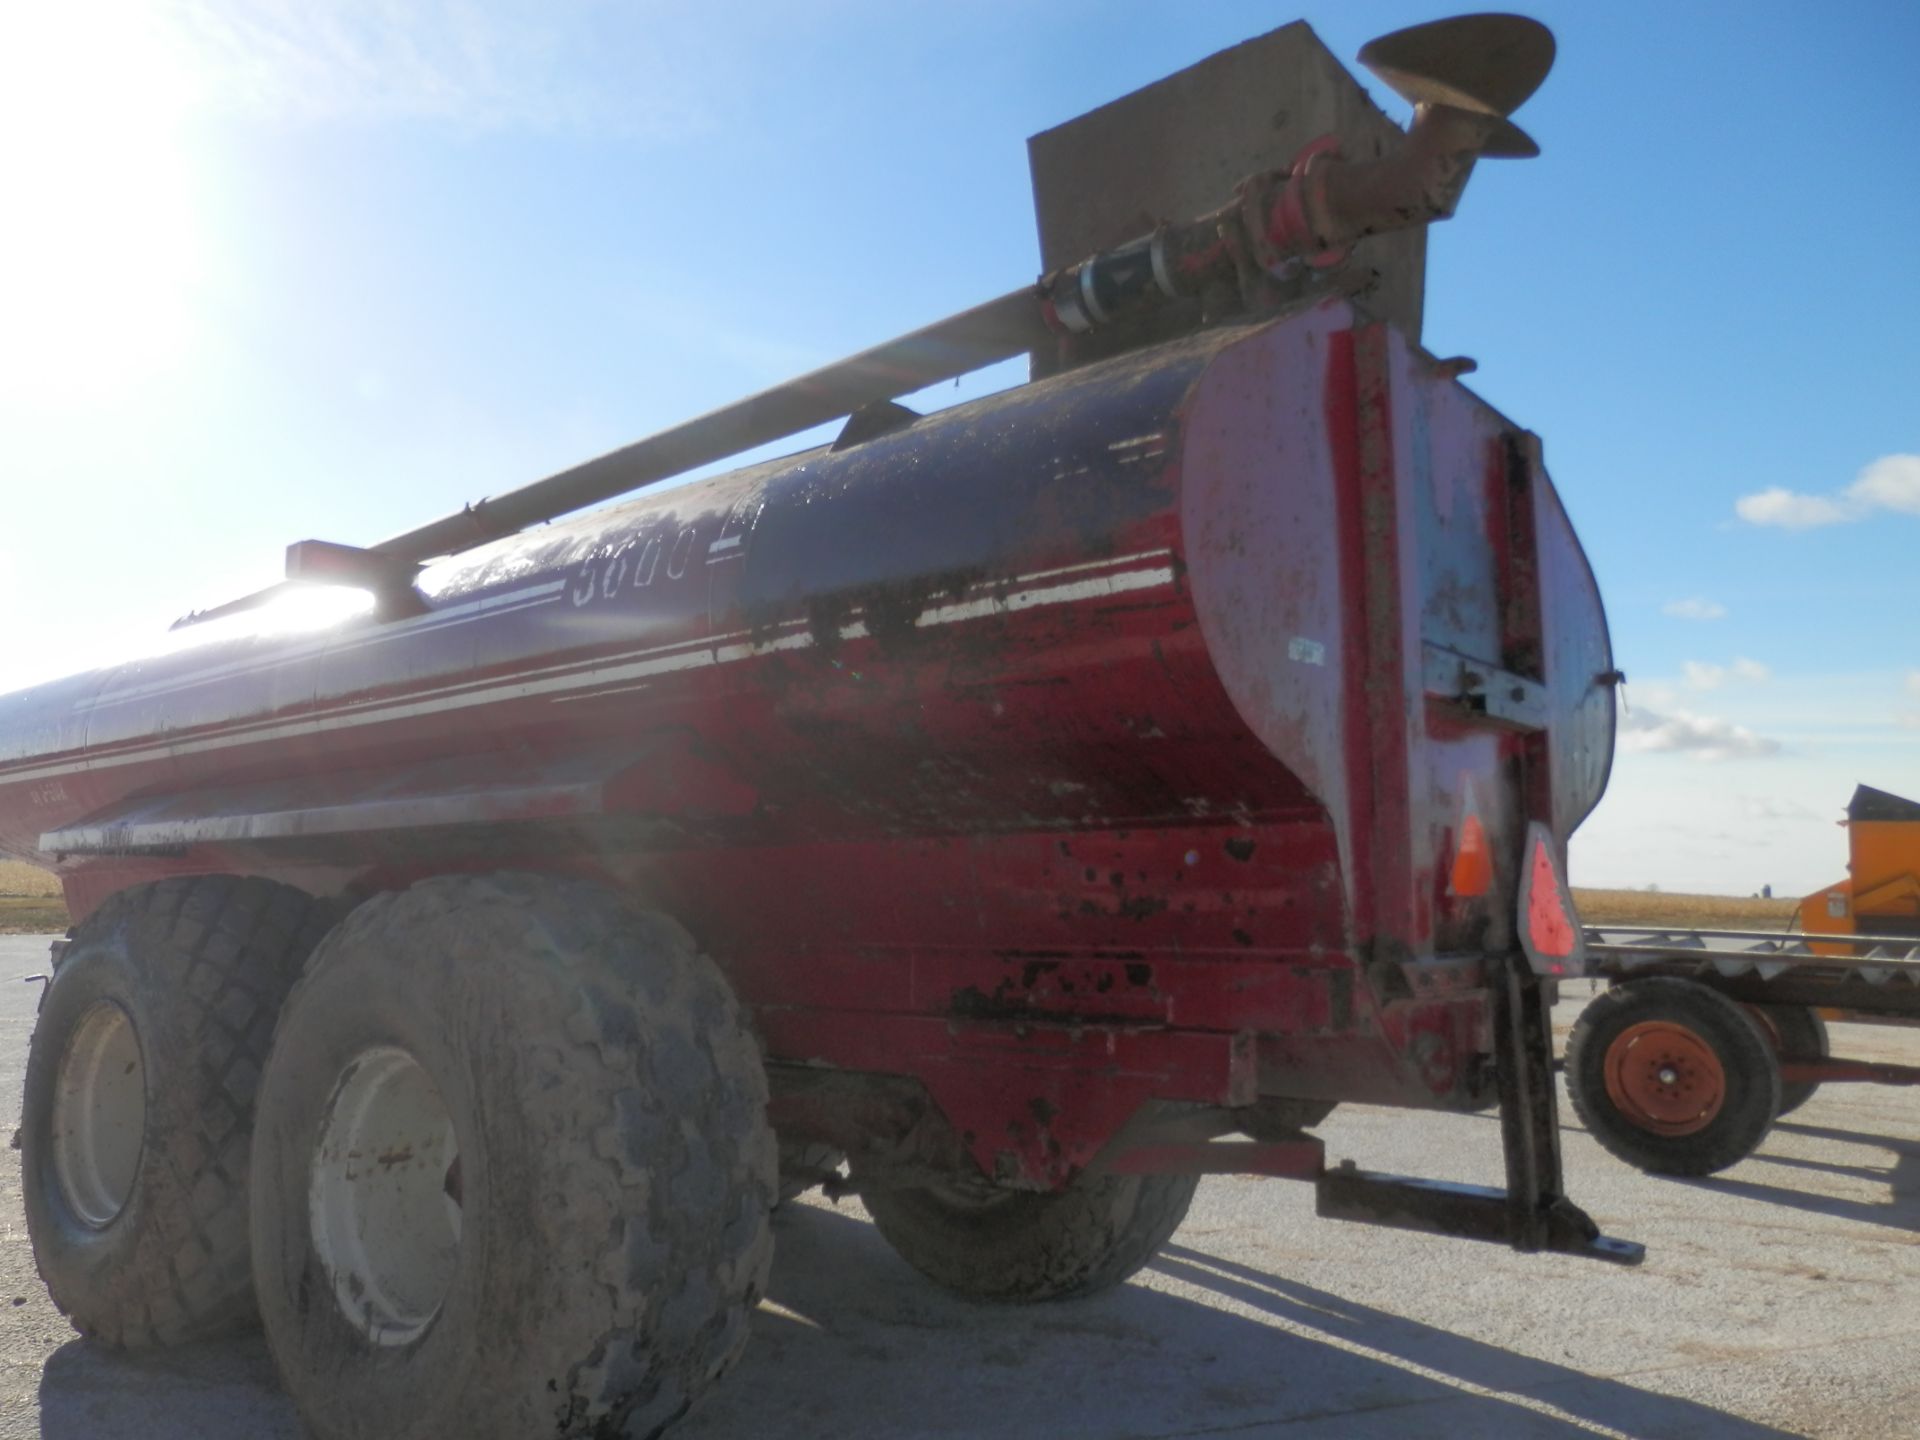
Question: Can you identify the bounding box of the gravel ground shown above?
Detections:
[1,932,1916,1438]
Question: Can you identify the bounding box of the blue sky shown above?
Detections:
[1,0,1914,897]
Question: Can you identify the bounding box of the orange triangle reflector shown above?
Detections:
[1451,812,1492,897]
[1527,836,1578,959]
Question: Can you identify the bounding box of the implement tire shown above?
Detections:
[863,1172,1198,1302]
[1566,978,1780,1177]
[1747,1004,1829,1117]
[250,873,775,1440]
[21,875,329,1348]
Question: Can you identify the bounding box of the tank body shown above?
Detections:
[0,300,1612,1185]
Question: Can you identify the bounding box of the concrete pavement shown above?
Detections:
[2,933,1916,1438]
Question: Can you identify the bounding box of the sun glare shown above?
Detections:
[0,2,204,408]
[77,581,378,680]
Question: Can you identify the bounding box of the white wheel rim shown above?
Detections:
[310,1047,462,1346]
[51,1001,146,1227]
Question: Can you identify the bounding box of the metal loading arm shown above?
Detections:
[175,12,1555,631]
[1041,14,1552,333]
[174,288,1053,627]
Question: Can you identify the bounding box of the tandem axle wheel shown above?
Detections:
[1567,978,1787,1176]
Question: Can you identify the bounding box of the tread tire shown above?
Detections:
[1752,1004,1829,1117]
[250,872,775,1440]
[863,1171,1198,1302]
[21,874,329,1348]
[1566,978,1780,1177]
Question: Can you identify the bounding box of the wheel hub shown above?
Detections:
[51,1001,146,1227]
[310,1047,461,1346]
[1602,1021,1726,1136]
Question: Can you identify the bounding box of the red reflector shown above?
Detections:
[1527,837,1577,958]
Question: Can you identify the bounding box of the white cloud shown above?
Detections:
[1619,707,1781,761]
[1740,795,1824,822]
[1850,454,1920,515]
[1683,657,1770,690]
[162,0,716,138]
[1576,673,1920,893]
[1636,684,1682,711]
[1735,454,1920,530]
[1734,487,1855,529]
[1662,597,1726,621]
[1896,673,1920,727]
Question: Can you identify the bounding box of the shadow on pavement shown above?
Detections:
[682,1206,1801,1439]
[1675,1168,1920,1231]
[1153,1244,1804,1439]
[36,1203,1806,1440]
[1774,1118,1920,1165]
[38,1332,298,1440]
[1659,1118,1920,1229]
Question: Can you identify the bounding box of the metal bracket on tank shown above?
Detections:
[831,399,922,452]
[284,540,429,620]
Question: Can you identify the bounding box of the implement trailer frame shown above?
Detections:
[1585,925,1920,1094]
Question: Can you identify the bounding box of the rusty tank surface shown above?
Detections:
[0,15,1635,1440]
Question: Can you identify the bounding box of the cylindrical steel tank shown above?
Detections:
[0,298,1612,1182]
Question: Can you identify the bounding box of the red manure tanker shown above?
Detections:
[0,14,1633,1438]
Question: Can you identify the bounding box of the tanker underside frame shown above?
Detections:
[760,955,1638,1264]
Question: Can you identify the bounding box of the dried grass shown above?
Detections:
[0,860,60,897]
[1573,888,1799,932]
[0,861,66,934]
[0,897,67,934]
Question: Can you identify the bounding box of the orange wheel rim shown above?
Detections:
[1602,1021,1726,1136]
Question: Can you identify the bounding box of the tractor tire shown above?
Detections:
[1747,1004,1829,1117]
[250,873,775,1440]
[863,1171,1199,1302]
[1566,978,1781,1177]
[21,875,328,1348]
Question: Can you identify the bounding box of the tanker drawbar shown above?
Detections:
[0,14,1636,1440]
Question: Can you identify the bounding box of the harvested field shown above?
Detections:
[1573,887,1798,932]
[0,862,58,897]
[0,861,64,935]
